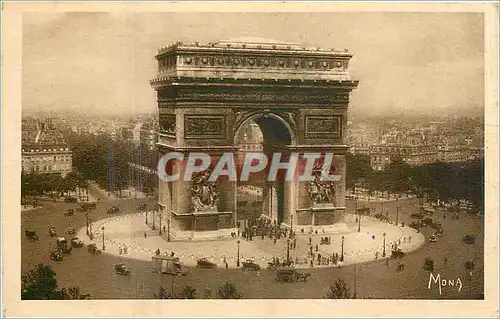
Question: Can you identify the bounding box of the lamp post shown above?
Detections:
[152,211,156,230]
[145,208,148,225]
[382,232,386,257]
[290,214,294,233]
[237,240,241,267]
[286,239,290,263]
[340,235,345,262]
[159,212,162,235]
[85,212,89,236]
[396,196,400,226]
[167,217,171,242]
[101,226,105,251]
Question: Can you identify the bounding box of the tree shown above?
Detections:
[325,279,352,299]
[178,285,197,299]
[385,156,412,195]
[21,263,90,300]
[346,153,373,193]
[154,285,197,299]
[217,282,242,299]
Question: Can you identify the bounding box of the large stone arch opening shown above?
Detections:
[234,112,294,228]
[151,38,358,240]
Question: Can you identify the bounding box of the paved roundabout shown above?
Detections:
[78,212,425,269]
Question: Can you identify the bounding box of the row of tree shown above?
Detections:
[21,171,89,204]
[346,153,484,210]
[22,263,356,300]
[65,132,158,196]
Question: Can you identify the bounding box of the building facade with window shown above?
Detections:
[21,119,72,177]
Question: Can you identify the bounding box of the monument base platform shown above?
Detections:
[168,210,237,241]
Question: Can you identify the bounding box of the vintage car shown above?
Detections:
[87,243,102,254]
[242,259,261,271]
[463,235,476,244]
[107,206,120,214]
[71,237,84,248]
[429,234,437,243]
[64,209,75,217]
[391,248,406,259]
[24,230,39,241]
[196,257,217,269]
[275,267,310,283]
[114,264,131,276]
[49,227,57,237]
[56,237,72,254]
[67,227,76,235]
[50,250,63,261]
[64,197,77,203]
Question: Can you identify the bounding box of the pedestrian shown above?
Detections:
[310,259,314,268]
[315,244,319,252]
[171,251,175,257]
[375,251,379,260]
[403,237,406,243]
[293,238,296,249]
[409,236,412,243]
[309,237,312,245]
[274,238,277,244]
[225,261,229,269]
[144,232,147,239]
[372,235,375,240]
[317,253,321,265]
[119,247,123,255]
[385,258,389,266]
[163,225,166,234]
[444,256,448,264]
[123,246,128,254]
[309,246,313,255]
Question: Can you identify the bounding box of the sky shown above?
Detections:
[22,12,484,117]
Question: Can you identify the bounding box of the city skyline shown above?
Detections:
[23,12,484,116]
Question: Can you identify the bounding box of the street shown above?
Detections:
[21,187,484,299]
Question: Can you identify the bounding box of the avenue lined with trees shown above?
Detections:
[346,153,484,211]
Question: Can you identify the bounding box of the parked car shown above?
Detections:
[463,235,476,244]
[64,197,77,203]
[71,237,84,248]
[67,227,76,235]
[196,257,217,269]
[49,227,57,237]
[107,206,119,214]
[242,259,261,271]
[24,230,39,241]
[429,234,437,243]
[114,263,131,276]
[87,243,102,254]
[50,250,63,261]
[64,209,75,217]
[56,237,72,254]
[275,267,310,283]
[391,248,406,259]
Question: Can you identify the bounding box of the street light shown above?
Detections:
[237,240,241,267]
[152,211,156,230]
[159,212,162,235]
[290,214,294,234]
[85,212,89,236]
[287,239,290,263]
[340,235,345,262]
[167,217,171,242]
[102,226,106,251]
[396,196,400,226]
[382,232,386,257]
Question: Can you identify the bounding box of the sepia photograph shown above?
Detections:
[2,2,499,318]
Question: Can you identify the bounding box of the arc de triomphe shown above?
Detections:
[150,38,358,240]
